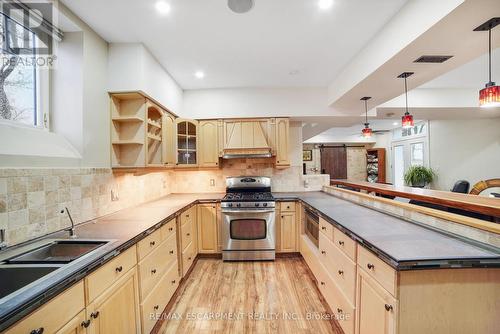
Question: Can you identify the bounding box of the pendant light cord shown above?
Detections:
[489,27,492,84]
[404,75,409,115]
[364,100,368,124]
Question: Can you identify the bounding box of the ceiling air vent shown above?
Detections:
[228,0,254,14]
[414,55,453,63]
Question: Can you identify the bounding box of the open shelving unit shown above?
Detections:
[366,148,386,183]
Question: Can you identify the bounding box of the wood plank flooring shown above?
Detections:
[157,258,343,334]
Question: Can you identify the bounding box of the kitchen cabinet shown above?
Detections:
[356,268,396,334]
[274,118,290,167]
[279,211,296,252]
[198,120,220,167]
[86,268,140,334]
[162,113,176,167]
[223,119,272,150]
[55,310,87,334]
[176,119,199,166]
[197,204,218,253]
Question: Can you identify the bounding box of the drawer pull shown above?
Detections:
[91,311,100,319]
[188,257,192,260]
[367,263,375,270]
[169,250,174,254]
[321,226,326,230]
[154,305,159,311]
[168,227,173,231]
[115,266,123,273]
[337,308,343,314]
[186,214,190,218]
[338,270,344,275]
[338,240,345,246]
[385,304,393,312]
[321,250,326,255]
[186,233,190,236]
[320,281,325,286]
[81,320,91,328]
[286,206,290,209]
[30,328,44,334]
[171,280,176,284]
[151,269,157,274]
[150,241,156,246]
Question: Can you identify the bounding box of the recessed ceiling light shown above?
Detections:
[195,71,205,79]
[318,0,333,10]
[155,1,171,15]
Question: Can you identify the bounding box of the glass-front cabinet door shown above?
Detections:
[176,119,198,166]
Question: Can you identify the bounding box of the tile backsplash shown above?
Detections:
[0,161,328,246]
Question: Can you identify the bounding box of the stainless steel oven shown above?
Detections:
[305,208,319,248]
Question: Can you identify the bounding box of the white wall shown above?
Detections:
[429,118,500,191]
[183,88,332,119]
[107,43,183,115]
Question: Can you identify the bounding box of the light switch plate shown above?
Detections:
[210,179,215,187]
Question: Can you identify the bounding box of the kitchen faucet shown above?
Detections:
[64,207,77,238]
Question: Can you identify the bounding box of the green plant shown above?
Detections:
[404,165,436,187]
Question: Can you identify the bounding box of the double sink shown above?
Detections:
[0,240,109,300]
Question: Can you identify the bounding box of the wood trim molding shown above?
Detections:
[324,186,500,235]
[470,179,500,195]
[330,180,500,218]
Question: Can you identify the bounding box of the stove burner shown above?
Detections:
[222,192,275,202]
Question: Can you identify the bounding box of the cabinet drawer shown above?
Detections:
[317,263,355,334]
[181,219,194,252]
[4,281,85,334]
[182,241,196,277]
[333,226,357,261]
[86,246,137,303]
[161,218,176,241]
[138,233,177,300]
[319,217,333,240]
[137,228,162,261]
[141,262,179,334]
[319,233,356,305]
[180,206,195,227]
[300,235,322,281]
[280,201,296,212]
[357,245,396,296]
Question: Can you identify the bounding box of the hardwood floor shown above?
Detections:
[157,258,343,334]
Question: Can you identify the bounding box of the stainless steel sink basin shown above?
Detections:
[0,265,61,299]
[5,240,107,264]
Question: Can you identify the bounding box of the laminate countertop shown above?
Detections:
[0,191,498,330]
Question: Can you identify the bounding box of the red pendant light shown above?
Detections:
[360,97,372,138]
[398,72,414,129]
[475,18,500,108]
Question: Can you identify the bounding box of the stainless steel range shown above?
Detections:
[221,176,275,261]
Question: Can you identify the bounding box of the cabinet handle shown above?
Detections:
[320,281,325,286]
[154,305,159,311]
[81,320,91,328]
[30,328,44,334]
[91,311,100,319]
[321,250,326,255]
[321,226,326,230]
[338,240,344,246]
[367,263,375,270]
[186,214,190,218]
[168,227,173,231]
[337,308,343,314]
[151,269,157,274]
[171,280,176,284]
[281,215,284,218]
[169,250,174,254]
[115,266,123,272]
[385,304,393,312]
[150,241,156,246]
[188,257,192,260]
[338,270,344,275]
[186,233,190,236]
[286,206,290,209]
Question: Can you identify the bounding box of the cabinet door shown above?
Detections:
[162,113,176,166]
[275,118,290,166]
[175,119,198,166]
[199,120,220,167]
[56,310,87,334]
[280,211,296,252]
[197,204,218,253]
[87,269,140,334]
[356,268,397,334]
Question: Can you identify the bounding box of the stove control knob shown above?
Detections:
[255,203,260,207]
[263,203,268,207]
[228,203,233,207]
[236,203,241,207]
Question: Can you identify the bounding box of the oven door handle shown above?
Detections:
[221,209,276,214]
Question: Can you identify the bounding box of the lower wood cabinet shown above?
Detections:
[197,204,218,253]
[86,268,141,334]
[279,211,296,252]
[55,310,87,334]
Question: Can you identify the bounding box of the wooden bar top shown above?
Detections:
[330,179,500,218]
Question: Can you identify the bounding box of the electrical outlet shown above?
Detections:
[210,179,215,187]
[111,189,119,201]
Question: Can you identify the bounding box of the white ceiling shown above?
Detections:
[61,0,408,89]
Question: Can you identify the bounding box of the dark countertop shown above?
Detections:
[0,191,498,330]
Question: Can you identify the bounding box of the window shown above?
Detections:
[0,12,39,127]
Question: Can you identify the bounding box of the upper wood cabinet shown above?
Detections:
[198,120,220,167]
[275,118,290,167]
[162,113,176,167]
[223,119,272,150]
[175,119,199,167]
